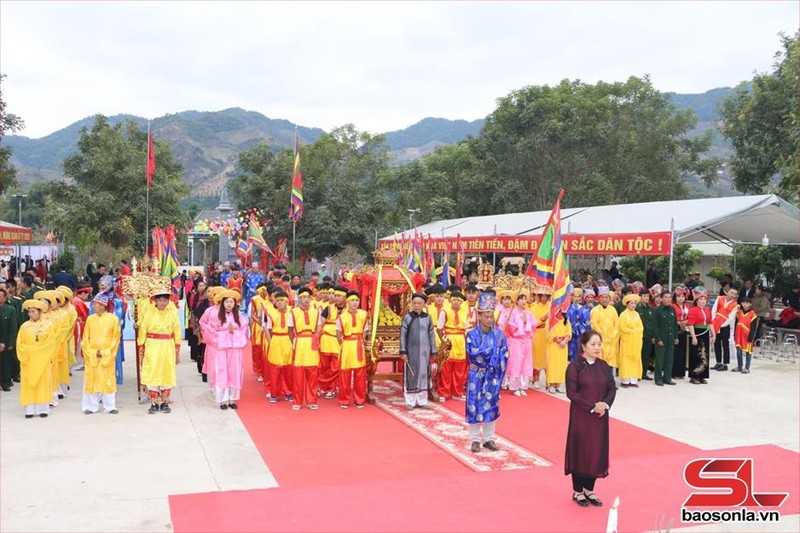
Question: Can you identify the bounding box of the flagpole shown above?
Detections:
[292,219,296,263]
[145,121,151,256]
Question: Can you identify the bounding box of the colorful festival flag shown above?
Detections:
[548,250,571,330]
[289,131,304,223]
[247,214,272,255]
[146,123,156,188]
[274,237,289,265]
[526,189,565,285]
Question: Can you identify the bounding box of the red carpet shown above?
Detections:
[439,388,698,464]
[230,375,467,488]
[169,444,799,532]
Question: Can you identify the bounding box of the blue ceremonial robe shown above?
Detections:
[465,325,508,424]
[244,272,264,309]
[566,303,591,362]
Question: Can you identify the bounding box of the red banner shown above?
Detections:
[379,232,672,256]
[0,224,33,244]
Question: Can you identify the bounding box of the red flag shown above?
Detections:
[146,123,156,188]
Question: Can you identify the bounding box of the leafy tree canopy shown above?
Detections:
[46,115,190,251]
[0,74,25,196]
[719,32,798,203]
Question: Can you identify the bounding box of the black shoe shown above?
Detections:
[202,374,208,383]
[12,377,20,383]
[228,403,238,410]
[584,492,603,506]
[573,493,590,507]
[285,394,294,402]
[39,413,48,418]
[655,380,664,386]
[148,403,159,414]
[664,381,677,386]
[642,375,653,381]
[483,441,500,452]
[719,365,728,371]
[58,394,65,400]
[470,441,481,453]
[160,403,171,414]
[220,404,228,410]
[25,414,33,419]
[712,363,723,370]
[1,386,10,392]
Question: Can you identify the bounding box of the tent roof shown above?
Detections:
[389,195,800,246]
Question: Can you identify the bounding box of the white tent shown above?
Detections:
[386,195,800,287]
[391,194,800,246]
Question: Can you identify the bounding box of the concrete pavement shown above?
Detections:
[1,341,797,532]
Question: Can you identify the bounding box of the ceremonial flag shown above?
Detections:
[235,238,252,265]
[410,230,423,272]
[275,237,289,265]
[247,214,271,254]
[548,250,571,330]
[146,123,156,188]
[455,233,464,283]
[426,234,435,282]
[526,189,565,285]
[289,131,304,223]
[441,241,450,289]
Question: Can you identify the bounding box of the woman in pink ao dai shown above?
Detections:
[205,290,249,410]
[505,291,536,396]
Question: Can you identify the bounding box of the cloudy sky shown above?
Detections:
[1,1,797,139]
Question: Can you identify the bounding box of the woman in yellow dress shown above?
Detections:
[546,311,572,394]
[529,289,551,389]
[17,299,57,418]
[618,293,644,387]
[81,294,121,414]
[138,289,182,414]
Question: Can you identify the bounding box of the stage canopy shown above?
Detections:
[0,221,33,244]
[382,195,800,255]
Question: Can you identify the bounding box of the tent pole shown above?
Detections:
[732,243,737,282]
[667,218,675,290]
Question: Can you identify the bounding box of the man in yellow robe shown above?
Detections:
[336,291,369,408]
[264,290,294,402]
[291,287,320,410]
[590,285,620,369]
[82,294,121,414]
[138,289,182,414]
[17,300,56,418]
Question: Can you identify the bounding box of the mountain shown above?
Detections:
[5,87,739,197]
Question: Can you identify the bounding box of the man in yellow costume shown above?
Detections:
[436,290,469,401]
[590,284,620,370]
[16,299,56,418]
[264,290,294,403]
[138,289,182,414]
[81,294,121,414]
[336,291,369,409]
[316,285,345,399]
[291,286,320,410]
[529,287,550,389]
[249,285,268,383]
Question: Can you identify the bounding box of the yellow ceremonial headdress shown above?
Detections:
[34,290,48,301]
[497,289,514,301]
[515,288,530,301]
[207,286,224,300]
[23,299,47,312]
[56,286,74,299]
[572,287,583,298]
[622,293,640,306]
[215,289,241,305]
[50,290,66,304]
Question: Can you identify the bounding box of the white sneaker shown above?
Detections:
[548,386,556,394]
[72,364,84,371]
[520,389,528,396]
[513,390,523,397]
[533,381,541,390]
[438,397,447,402]
[257,376,263,382]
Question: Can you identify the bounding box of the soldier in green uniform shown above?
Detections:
[0,288,20,391]
[5,280,25,382]
[652,291,680,386]
[636,291,656,381]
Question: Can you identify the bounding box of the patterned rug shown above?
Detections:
[372,380,551,472]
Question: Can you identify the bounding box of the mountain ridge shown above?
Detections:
[6,86,737,196]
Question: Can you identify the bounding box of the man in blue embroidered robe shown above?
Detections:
[465,289,508,453]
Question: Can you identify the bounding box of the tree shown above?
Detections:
[46,116,190,252]
[0,181,51,230]
[473,76,719,213]
[228,125,392,259]
[731,244,798,295]
[0,74,25,196]
[719,32,798,203]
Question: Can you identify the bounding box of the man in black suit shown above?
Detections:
[53,265,77,291]
[738,279,755,303]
